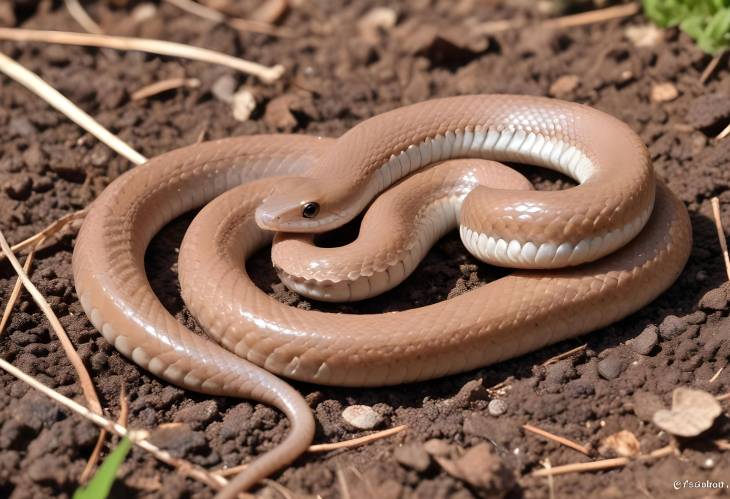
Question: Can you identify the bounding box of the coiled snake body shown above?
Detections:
[72,95,691,497]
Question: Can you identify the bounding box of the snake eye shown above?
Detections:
[301,202,320,218]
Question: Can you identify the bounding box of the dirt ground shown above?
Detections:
[1,1,730,498]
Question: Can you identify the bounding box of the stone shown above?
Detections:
[632,392,664,422]
[488,399,507,416]
[211,74,236,103]
[699,287,727,311]
[549,75,579,97]
[597,355,624,380]
[658,315,687,339]
[434,443,515,496]
[174,400,219,428]
[629,325,658,355]
[342,405,383,430]
[394,443,431,472]
[650,83,678,103]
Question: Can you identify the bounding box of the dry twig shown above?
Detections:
[132,77,201,101]
[700,52,724,85]
[542,344,587,366]
[5,209,88,260]
[308,424,407,453]
[717,122,730,140]
[0,227,103,417]
[0,237,44,335]
[214,425,408,478]
[711,197,730,281]
[64,0,103,34]
[79,385,130,483]
[523,423,591,456]
[0,28,285,84]
[717,391,730,402]
[544,3,640,29]
[0,52,146,164]
[0,357,227,490]
[477,3,639,35]
[532,445,674,477]
[710,367,724,383]
[163,0,293,37]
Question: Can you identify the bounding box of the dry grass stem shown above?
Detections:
[0,237,44,334]
[540,459,555,499]
[542,344,587,366]
[523,423,591,456]
[544,3,640,29]
[6,209,88,260]
[132,77,201,101]
[163,0,293,37]
[308,424,408,453]
[711,197,730,281]
[336,466,352,499]
[700,52,724,84]
[0,357,227,490]
[717,121,730,140]
[717,391,730,402]
[0,52,146,164]
[710,367,724,383]
[532,445,674,477]
[715,439,730,450]
[477,3,639,35]
[64,0,103,34]
[214,425,409,478]
[79,385,129,483]
[80,430,107,483]
[0,28,285,84]
[0,227,103,417]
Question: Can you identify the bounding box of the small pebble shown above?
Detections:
[549,75,579,97]
[699,287,727,311]
[658,315,687,339]
[684,310,707,325]
[488,399,507,416]
[701,457,715,469]
[650,82,678,103]
[597,355,624,380]
[341,405,382,430]
[211,74,236,103]
[394,443,431,472]
[423,439,453,456]
[630,325,658,355]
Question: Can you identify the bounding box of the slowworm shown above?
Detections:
[72,95,691,497]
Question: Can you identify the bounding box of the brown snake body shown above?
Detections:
[72,95,691,497]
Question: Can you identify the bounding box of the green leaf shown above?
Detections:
[644,0,730,53]
[73,437,133,499]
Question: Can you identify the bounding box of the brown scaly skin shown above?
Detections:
[72,95,691,497]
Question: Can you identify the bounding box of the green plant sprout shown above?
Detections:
[643,0,730,53]
[73,437,133,499]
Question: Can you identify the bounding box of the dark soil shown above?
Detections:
[1,1,730,498]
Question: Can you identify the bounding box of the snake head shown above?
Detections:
[255,177,346,233]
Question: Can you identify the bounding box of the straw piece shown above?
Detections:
[64,0,103,34]
[711,197,730,281]
[0,28,285,84]
[0,227,103,416]
[0,357,227,490]
[523,423,591,456]
[132,77,200,101]
[0,52,146,165]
